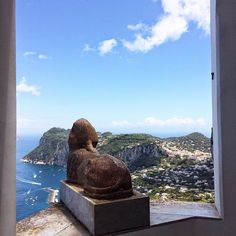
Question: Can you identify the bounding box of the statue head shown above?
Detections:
[68,118,98,152]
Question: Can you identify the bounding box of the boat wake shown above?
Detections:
[17,176,42,186]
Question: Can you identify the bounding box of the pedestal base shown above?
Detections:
[60,180,150,236]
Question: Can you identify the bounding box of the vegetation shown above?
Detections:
[165,132,211,153]
[97,133,158,155]
[22,128,214,203]
[132,157,214,203]
[24,128,69,165]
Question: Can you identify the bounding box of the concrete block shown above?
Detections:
[60,180,150,235]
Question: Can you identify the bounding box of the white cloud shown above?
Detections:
[83,39,117,55]
[123,0,210,53]
[111,120,132,127]
[83,44,96,52]
[17,116,52,135]
[127,23,150,32]
[16,77,41,96]
[17,116,36,127]
[162,0,210,33]
[111,117,207,128]
[98,39,118,55]
[123,15,188,53]
[23,51,50,60]
[38,54,49,60]
[143,117,206,126]
[23,51,37,57]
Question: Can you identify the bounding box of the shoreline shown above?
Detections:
[44,188,59,204]
[21,159,47,165]
[20,159,67,168]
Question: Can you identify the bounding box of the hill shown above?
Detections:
[165,132,211,153]
[21,128,214,203]
[22,129,211,169]
[22,128,70,166]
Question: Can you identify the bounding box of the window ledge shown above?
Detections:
[16,202,221,236]
[150,201,221,226]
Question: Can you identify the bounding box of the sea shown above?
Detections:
[16,136,66,222]
[16,131,210,222]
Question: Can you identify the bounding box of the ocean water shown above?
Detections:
[16,132,211,221]
[16,136,66,222]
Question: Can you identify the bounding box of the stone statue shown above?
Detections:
[67,118,133,200]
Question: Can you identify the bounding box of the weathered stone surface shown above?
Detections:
[16,201,220,236]
[16,203,90,236]
[67,118,133,200]
[60,180,150,236]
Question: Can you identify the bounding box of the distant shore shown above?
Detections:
[44,188,59,204]
[21,159,47,165]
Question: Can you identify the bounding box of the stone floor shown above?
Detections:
[16,201,220,236]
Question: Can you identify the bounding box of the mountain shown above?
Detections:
[22,128,214,202]
[22,128,211,170]
[165,132,211,153]
[22,128,70,166]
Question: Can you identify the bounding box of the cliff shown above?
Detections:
[22,128,70,166]
[22,128,211,170]
[22,128,214,202]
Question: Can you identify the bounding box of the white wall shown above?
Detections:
[0,0,16,236]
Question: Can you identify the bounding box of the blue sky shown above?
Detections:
[16,0,212,137]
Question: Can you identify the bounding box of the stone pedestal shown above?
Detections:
[60,180,150,236]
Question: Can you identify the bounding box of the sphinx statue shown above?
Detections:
[67,118,133,200]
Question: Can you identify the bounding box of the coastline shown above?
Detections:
[44,188,59,204]
[21,159,48,165]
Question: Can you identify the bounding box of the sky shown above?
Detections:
[16,0,212,137]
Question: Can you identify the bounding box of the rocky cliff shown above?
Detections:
[22,128,70,166]
[22,128,214,202]
[22,128,211,170]
[116,142,167,171]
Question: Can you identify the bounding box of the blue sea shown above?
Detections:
[16,132,211,222]
[16,136,66,222]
